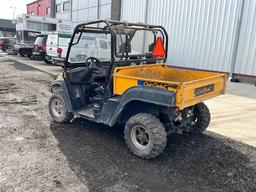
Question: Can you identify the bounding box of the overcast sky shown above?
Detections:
[0,0,35,20]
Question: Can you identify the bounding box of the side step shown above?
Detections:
[77,105,95,119]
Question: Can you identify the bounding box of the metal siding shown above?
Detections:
[121,0,147,22]
[235,0,256,76]
[121,0,241,73]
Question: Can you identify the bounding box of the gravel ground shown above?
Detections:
[0,55,256,192]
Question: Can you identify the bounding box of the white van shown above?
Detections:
[45,33,71,64]
[68,34,111,63]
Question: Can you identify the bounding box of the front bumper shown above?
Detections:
[53,58,65,66]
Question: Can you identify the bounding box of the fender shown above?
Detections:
[106,86,176,126]
[50,80,73,112]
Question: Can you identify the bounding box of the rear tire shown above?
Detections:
[189,102,211,134]
[124,113,167,159]
[48,92,73,123]
[44,58,52,64]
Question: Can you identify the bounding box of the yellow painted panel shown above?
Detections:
[113,63,227,109]
[177,75,227,110]
[114,76,138,95]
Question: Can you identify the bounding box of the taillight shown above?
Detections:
[42,43,46,51]
[57,47,62,58]
[38,43,46,52]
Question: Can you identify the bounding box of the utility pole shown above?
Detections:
[10,6,16,23]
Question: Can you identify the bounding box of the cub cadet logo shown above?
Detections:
[194,84,215,97]
[138,80,169,90]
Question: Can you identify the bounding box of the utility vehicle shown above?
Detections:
[48,20,227,159]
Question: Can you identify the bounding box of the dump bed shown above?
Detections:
[113,64,227,110]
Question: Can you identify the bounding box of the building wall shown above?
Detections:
[55,0,71,20]
[121,0,240,74]
[121,0,256,77]
[121,0,147,23]
[71,0,112,25]
[55,0,120,24]
[234,0,256,76]
[27,0,52,17]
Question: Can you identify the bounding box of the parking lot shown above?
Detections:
[0,53,256,192]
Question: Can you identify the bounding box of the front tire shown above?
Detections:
[189,102,211,134]
[48,92,73,123]
[124,113,167,159]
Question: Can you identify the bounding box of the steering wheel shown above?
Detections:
[86,57,103,74]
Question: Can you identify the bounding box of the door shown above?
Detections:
[58,34,71,58]
[46,34,58,57]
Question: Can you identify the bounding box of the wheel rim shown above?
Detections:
[131,125,151,150]
[51,98,64,118]
[191,112,198,126]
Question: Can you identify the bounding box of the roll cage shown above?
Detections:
[64,19,169,95]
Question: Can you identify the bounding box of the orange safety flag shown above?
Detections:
[152,37,166,58]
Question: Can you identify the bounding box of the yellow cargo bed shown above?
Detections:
[113,64,227,110]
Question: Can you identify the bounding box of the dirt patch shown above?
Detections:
[0,57,88,192]
[0,83,19,94]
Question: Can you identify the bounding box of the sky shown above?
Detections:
[0,0,35,20]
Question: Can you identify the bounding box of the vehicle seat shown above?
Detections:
[67,67,92,84]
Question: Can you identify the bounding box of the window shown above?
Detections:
[59,34,72,47]
[68,32,111,63]
[42,23,56,31]
[56,4,61,12]
[27,21,41,31]
[46,7,51,15]
[34,35,47,45]
[63,1,70,11]
[17,17,23,23]
[99,40,108,49]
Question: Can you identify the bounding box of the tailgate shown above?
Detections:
[177,74,227,110]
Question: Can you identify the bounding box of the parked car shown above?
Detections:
[0,37,15,52]
[0,37,5,50]
[3,39,17,55]
[31,34,48,60]
[45,33,71,64]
